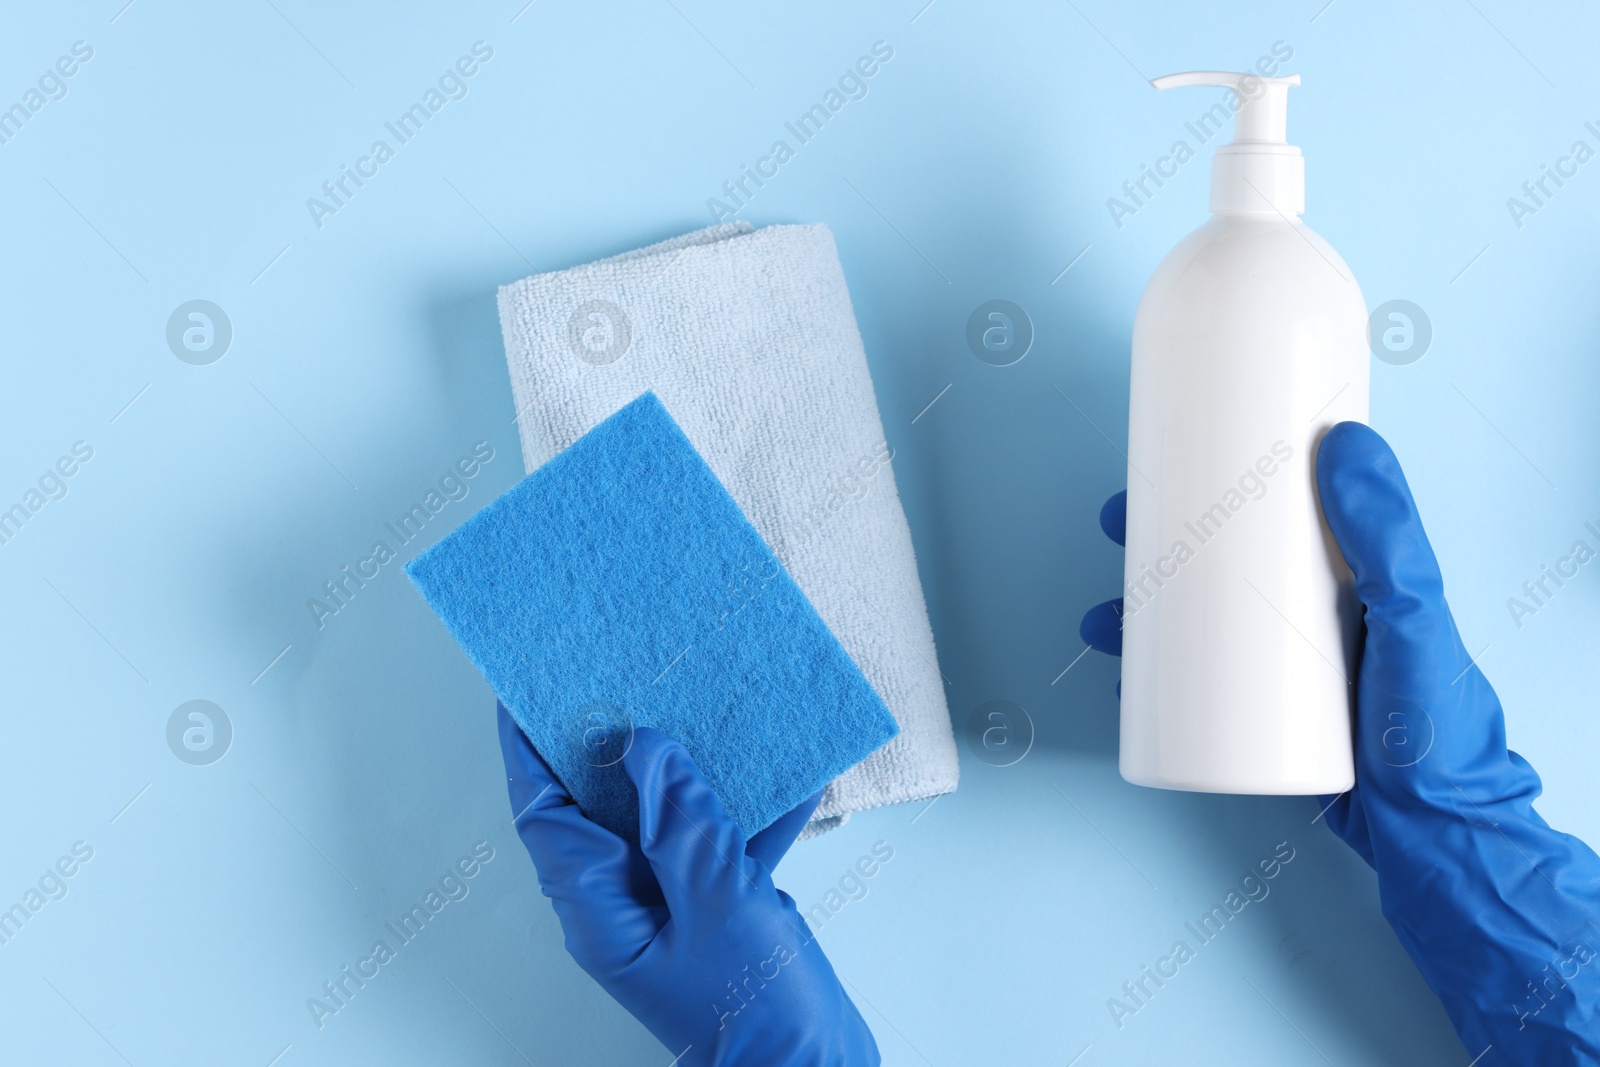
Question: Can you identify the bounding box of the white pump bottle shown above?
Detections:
[1120,72,1368,794]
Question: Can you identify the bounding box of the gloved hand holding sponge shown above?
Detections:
[408,392,891,1065]
[497,706,879,1065]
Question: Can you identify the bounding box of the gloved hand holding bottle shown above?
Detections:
[1082,422,1600,1064]
[496,703,880,1067]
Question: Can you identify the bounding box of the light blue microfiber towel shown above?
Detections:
[496,222,959,835]
[405,391,901,842]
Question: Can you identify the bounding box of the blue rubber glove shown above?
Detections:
[1081,424,1600,1064]
[497,703,880,1066]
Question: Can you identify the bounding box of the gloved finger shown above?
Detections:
[497,704,662,944]
[1100,490,1127,546]
[1314,424,1511,801]
[746,790,824,873]
[1079,598,1124,657]
[499,701,571,817]
[625,727,766,933]
[1315,423,1469,699]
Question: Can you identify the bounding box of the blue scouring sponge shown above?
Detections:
[405,392,899,842]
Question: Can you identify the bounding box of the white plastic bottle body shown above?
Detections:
[1120,214,1369,794]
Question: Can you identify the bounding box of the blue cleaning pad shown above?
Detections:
[406,392,900,842]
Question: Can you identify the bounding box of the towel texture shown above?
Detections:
[406,392,900,843]
[497,222,959,835]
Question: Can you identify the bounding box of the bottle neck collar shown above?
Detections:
[1209,146,1304,215]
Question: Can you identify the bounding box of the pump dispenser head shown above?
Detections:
[1152,71,1304,216]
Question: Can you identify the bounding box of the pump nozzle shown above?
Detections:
[1151,71,1305,215]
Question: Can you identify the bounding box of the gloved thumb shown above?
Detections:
[746,790,823,873]
[1315,422,1455,674]
[624,728,767,934]
[1314,422,1497,787]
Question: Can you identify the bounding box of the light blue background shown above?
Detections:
[2,1,1595,1063]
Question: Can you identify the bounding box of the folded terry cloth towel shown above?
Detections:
[497,222,959,835]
